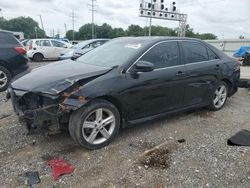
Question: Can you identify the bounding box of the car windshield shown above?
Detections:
[73,40,93,49]
[76,38,150,68]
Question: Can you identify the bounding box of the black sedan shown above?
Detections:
[9,37,240,149]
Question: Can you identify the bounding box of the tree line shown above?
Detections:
[66,23,217,40]
[0,16,217,40]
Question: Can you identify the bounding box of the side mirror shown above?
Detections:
[63,44,68,48]
[134,61,154,73]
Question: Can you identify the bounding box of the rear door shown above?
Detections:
[51,40,67,58]
[122,41,186,120]
[39,40,54,58]
[180,41,221,106]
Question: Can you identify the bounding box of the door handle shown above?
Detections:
[176,71,185,77]
[215,64,220,70]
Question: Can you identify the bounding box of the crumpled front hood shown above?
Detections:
[11,60,111,95]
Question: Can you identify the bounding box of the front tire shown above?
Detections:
[208,81,228,111]
[0,66,11,92]
[69,99,120,150]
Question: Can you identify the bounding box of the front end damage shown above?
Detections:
[9,85,87,135]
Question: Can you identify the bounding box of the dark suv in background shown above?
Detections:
[0,31,29,91]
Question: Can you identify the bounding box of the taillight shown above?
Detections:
[15,47,26,55]
[29,44,32,50]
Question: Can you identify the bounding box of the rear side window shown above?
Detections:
[140,41,180,69]
[182,41,209,64]
[0,32,19,45]
[51,40,65,48]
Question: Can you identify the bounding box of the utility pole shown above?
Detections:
[148,0,153,36]
[88,0,97,39]
[39,15,45,32]
[70,10,76,41]
[64,23,67,36]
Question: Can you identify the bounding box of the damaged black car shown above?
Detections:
[9,37,240,149]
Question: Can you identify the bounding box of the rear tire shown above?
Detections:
[69,99,120,150]
[208,81,228,111]
[33,53,44,62]
[0,66,11,92]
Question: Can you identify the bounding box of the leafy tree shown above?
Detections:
[78,24,94,40]
[110,28,127,38]
[127,25,144,36]
[66,30,79,40]
[1,16,45,38]
[96,23,113,38]
[150,26,177,36]
[0,17,8,29]
[198,33,217,40]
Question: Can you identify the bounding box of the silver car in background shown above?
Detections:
[59,39,109,60]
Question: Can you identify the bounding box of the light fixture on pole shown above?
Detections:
[139,0,187,37]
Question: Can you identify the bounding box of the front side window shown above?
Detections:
[40,40,51,47]
[139,41,180,69]
[51,40,65,48]
[208,49,218,60]
[92,41,101,48]
[182,41,209,64]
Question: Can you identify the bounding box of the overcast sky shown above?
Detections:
[0,0,249,39]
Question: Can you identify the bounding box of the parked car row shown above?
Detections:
[59,39,109,60]
[21,38,109,62]
[25,39,72,61]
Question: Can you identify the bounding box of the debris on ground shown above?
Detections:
[138,142,178,169]
[177,139,186,143]
[227,130,250,146]
[48,158,75,180]
[17,171,40,186]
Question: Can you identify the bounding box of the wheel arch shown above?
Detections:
[0,60,13,76]
[95,95,127,128]
[221,78,233,94]
[33,52,44,59]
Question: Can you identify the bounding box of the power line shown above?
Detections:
[88,0,97,39]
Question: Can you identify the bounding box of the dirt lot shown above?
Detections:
[0,62,250,188]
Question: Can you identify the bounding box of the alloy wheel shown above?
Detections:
[0,70,8,89]
[82,108,116,145]
[213,85,227,109]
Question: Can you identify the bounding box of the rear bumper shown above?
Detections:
[12,60,30,77]
[238,79,250,88]
[228,70,240,97]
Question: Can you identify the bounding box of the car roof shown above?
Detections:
[0,30,13,35]
[113,36,204,44]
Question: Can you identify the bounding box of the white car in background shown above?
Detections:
[26,39,72,62]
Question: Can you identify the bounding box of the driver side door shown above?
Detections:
[121,41,186,120]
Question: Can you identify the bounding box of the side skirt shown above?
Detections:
[126,103,209,127]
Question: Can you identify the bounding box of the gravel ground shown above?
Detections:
[0,62,249,188]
